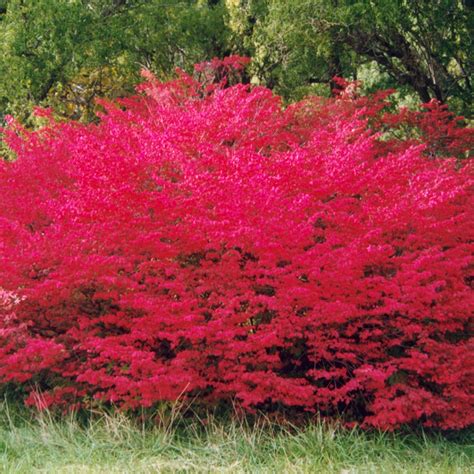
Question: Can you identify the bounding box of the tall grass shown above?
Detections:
[0,399,472,473]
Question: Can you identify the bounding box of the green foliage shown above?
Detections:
[0,0,229,123]
[340,0,473,113]
[0,0,472,124]
[227,0,473,112]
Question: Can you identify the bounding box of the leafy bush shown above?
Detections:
[0,59,472,430]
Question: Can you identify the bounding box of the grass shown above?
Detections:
[0,399,472,473]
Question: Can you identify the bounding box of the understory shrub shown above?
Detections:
[0,58,472,430]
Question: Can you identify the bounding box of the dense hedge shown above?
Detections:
[1,59,472,430]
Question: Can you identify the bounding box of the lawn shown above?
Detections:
[1,401,472,473]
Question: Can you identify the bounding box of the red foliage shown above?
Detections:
[0,58,473,430]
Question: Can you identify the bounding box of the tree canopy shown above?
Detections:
[0,0,472,124]
[0,0,228,122]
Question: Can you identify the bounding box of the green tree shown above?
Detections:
[1,0,472,123]
[228,0,473,114]
[0,0,229,122]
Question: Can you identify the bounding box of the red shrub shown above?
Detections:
[0,59,472,430]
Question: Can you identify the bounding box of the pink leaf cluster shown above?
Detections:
[0,58,472,430]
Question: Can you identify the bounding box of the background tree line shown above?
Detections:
[0,0,472,125]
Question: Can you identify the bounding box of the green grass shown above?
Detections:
[0,400,472,473]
